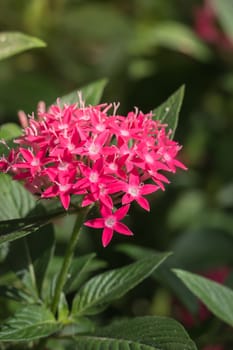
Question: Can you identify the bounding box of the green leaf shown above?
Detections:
[0,32,46,61]
[65,253,107,293]
[153,85,185,139]
[5,224,55,296]
[171,228,233,269]
[0,223,42,246]
[0,285,33,303]
[133,22,211,61]
[0,201,70,246]
[72,253,169,316]
[0,173,39,246]
[212,0,233,39]
[74,316,197,350]
[0,123,22,140]
[0,174,36,220]
[58,78,108,107]
[74,337,157,350]
[58,293,69,322]
[0,305,61,341]
[117,245,198,314]
[59,317,95,337]
[174,269,233,327]
[0,138,18,157]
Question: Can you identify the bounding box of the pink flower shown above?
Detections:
[85,205,133,247]
[0,97,187,246]
[115,172,159,211]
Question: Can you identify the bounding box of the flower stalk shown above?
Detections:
[51,206,90,315]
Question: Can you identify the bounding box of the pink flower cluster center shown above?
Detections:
[0,99,186,246]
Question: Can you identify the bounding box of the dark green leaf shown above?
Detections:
[74,337,156,350]
[133,22,211,61]
[0,285,33,302]
[153,85,185,139]
[65,253,107,293]
[174,269,233,327]
[171,228,233,269]
[59,317,95,337]
[0,138,18,157]
[74,316,197,350]
[0,305,61,341]
[58,293,69,322]
[0,222,42,246]
[58,78,108,107]
[0,203,73,246]
[0,32,46,61]
[5,224,55,295]
[0,174,36,221]
[72,253,169,316]
[117,245,198,314]
[154,23,211,60]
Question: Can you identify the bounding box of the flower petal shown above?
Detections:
[136,196,150,211]
[102,227,113,247]
[60,193,70,210]
[100,204,112,218]
[114,204,130,220]
[114,222,133,236]
[141,184,159,195]
[84,218,105,228]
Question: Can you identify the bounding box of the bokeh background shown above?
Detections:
[0,0,233,348]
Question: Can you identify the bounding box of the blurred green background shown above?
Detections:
[0,0,233,345]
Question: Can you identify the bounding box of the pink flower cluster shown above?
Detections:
[0,99,186,246]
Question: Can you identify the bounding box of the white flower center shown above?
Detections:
[163,153,171,162]
[58,123,68,130]
[145,154,154,164]
[81,114,90,121]
[59,184,70,192]
[120,129,129,137]
[31,158,40,167]
[105,216,116,228]
[58,162,69,171]
[96,124,105,132]
[89,171,99,183]
[89,143,100,155]
[128,185,139,197]
[109,162,117,171]
[67,143,75,151]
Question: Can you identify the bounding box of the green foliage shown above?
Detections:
[174,269,233,327]
[5,224,55,296]
[1,2,232,346]
[64,253,107,294]
[117,244,199,314]
[212,0,233,39]
[0,174,36,220]
[74,337,156,350]
[0,174,40,245]
[0,123,21,140]
[0,31,46,61]
[0,305,60,341]
[58,79,108,107]
[153,85,185,139]
[133,22,211,61]
[72,254,169,316]
[74,316,197,350]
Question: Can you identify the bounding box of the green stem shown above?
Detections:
[51,207,90,315]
